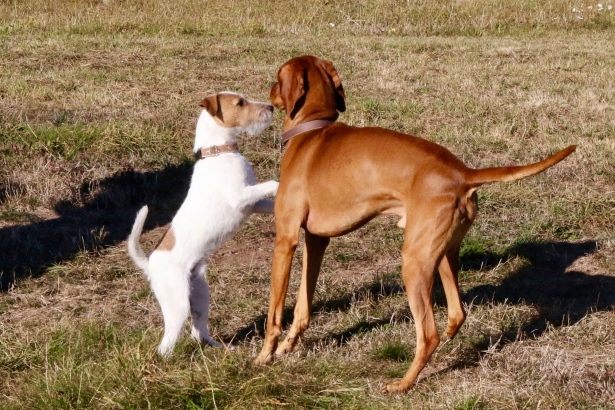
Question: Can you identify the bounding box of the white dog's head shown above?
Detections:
[199,92,273,137]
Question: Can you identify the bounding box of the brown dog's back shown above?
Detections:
[288,124,576,236]
[298,123,575,193]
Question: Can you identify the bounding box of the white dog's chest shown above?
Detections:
[172,154,257,253]
[191,154,256,190]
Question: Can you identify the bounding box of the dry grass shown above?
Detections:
[1,1,615,409]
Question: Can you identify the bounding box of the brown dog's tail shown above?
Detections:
[466,145,577,187]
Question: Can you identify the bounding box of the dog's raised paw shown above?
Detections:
[265,180,279,196]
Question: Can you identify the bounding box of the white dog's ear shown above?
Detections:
[200,94,222,119]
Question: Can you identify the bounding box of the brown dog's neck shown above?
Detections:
[283,110,338,130]
[281,109,340,145]
[281,119,336,146]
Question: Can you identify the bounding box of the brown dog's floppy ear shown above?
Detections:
[279,67,306,119]
[270,82,284,110]
[319,59,346,112]
[199,94,222,120]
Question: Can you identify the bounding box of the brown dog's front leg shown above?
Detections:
[255,233,298,365]
[276,231,330,355]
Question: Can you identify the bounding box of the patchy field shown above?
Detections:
[1,1,614,409]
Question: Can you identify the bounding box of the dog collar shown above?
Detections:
[194,143,239,160]
[281,120,336,146]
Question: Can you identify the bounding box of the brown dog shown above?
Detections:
[255,55,576,393]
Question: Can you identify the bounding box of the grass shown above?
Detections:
[1,0,615,408]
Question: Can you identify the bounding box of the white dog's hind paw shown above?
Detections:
[157,343,174,358]
[204,337,235,350]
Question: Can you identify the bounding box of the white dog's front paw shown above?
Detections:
[264,180,279,196]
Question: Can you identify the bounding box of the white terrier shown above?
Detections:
[127,92,278,356]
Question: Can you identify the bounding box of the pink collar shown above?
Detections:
[281,120,336,146]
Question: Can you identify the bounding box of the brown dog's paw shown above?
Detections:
[254,351,273,365]
[382,381,410,395]
[274,339,301,356]
[444,323,463,340]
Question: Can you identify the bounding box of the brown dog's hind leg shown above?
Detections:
[384,199,460,394]
[384,245,441,394]
[438,244,466,340]
[439,190,476,340]
[276,231,330,356]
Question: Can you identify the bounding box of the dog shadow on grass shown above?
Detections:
[232,272,406,344]
[233,239,614,365]
[449,240,613,366]
[0,162,193,290]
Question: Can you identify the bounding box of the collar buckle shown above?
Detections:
[195,143,238,161]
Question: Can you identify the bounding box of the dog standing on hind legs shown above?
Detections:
[127,92,278,356]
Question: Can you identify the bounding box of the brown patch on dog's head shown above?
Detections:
[271,55,346,122]
[200,94,222,119]
[155,226,175,252]
[199,92,273,131]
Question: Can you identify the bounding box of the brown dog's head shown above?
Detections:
[270,56,345,125]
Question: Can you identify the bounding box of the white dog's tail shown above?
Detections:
[127,205,150,274]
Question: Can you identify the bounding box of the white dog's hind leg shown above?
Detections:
[151,266,191,356]
[189,273,225,348]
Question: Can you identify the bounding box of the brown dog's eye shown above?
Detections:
[236,99,244,106]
